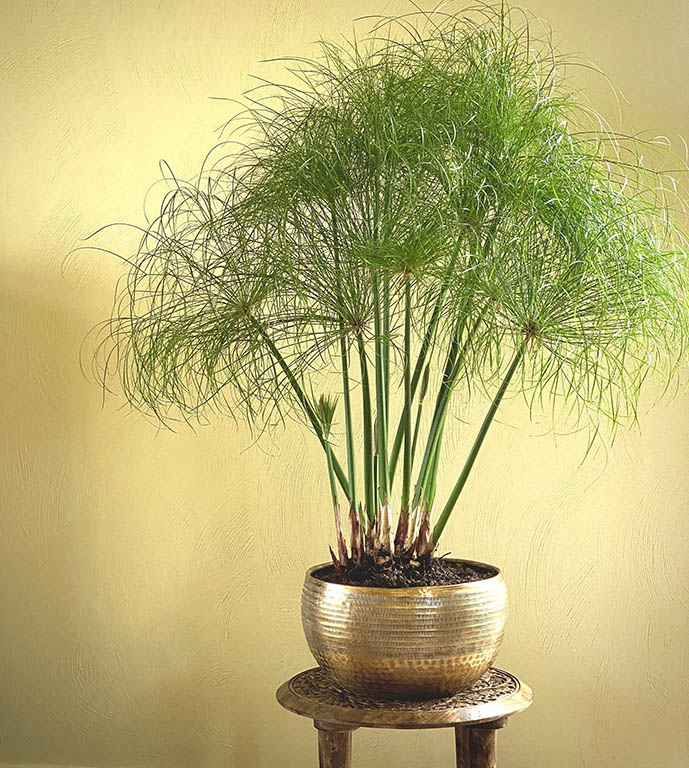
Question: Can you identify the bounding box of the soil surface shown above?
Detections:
[315,556,497,588]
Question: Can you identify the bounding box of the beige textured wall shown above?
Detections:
[2,1,689,766]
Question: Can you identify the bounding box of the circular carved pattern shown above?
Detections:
[290,667,518,712]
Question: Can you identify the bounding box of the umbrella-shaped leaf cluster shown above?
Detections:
[93,3,689,561]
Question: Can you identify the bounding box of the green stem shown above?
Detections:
[324,436,338,505]
[357,334,376,525]
[424,422,444,510]
[388,253,457,483]
[256,323,350,498]
[340,336,360,521]
[417,313,482,506]
[432,344,525,545]
[401,276,412,511]
[410,365,430,472]
[418,226,501,513]
[373,273,389,502]
[383,274,390,433]
[414,310,487,507]
[412,315,467,508]
[329,205,360,522]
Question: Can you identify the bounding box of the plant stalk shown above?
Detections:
[411,315,468,508]
[356,334,376,525]
[339,335,360,521]
[432,343,526,546]
[388,251,458,483]
[255,322,350,497]
[401,276,412,511]
[410,365,430,469]
[373,273,389,504]
[330,205,360,519]
[394,276,414,553]
[383,273,391,438]
[324,436,348,566]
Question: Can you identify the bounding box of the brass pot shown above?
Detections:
[301,558,507,699]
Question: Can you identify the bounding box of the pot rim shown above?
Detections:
[305,557,503,595]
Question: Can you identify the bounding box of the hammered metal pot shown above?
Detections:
[301,558,507,699]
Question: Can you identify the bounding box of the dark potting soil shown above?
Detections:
[315,556,497,588]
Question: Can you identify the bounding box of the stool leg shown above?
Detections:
[314,722,354,768]
[468,728,497,768]
[455,726,470,768]
[457,718,507,768]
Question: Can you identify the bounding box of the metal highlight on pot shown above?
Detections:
[301,559,507,699]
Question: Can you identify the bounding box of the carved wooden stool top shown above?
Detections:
[276,667,532,730]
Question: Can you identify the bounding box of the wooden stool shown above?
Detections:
[276,667,532,768]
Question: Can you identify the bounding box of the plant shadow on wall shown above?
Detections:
[83,1,689,697]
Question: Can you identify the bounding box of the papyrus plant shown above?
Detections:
[94,5,689,567]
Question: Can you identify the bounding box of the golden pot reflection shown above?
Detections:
[301,559,507,700]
